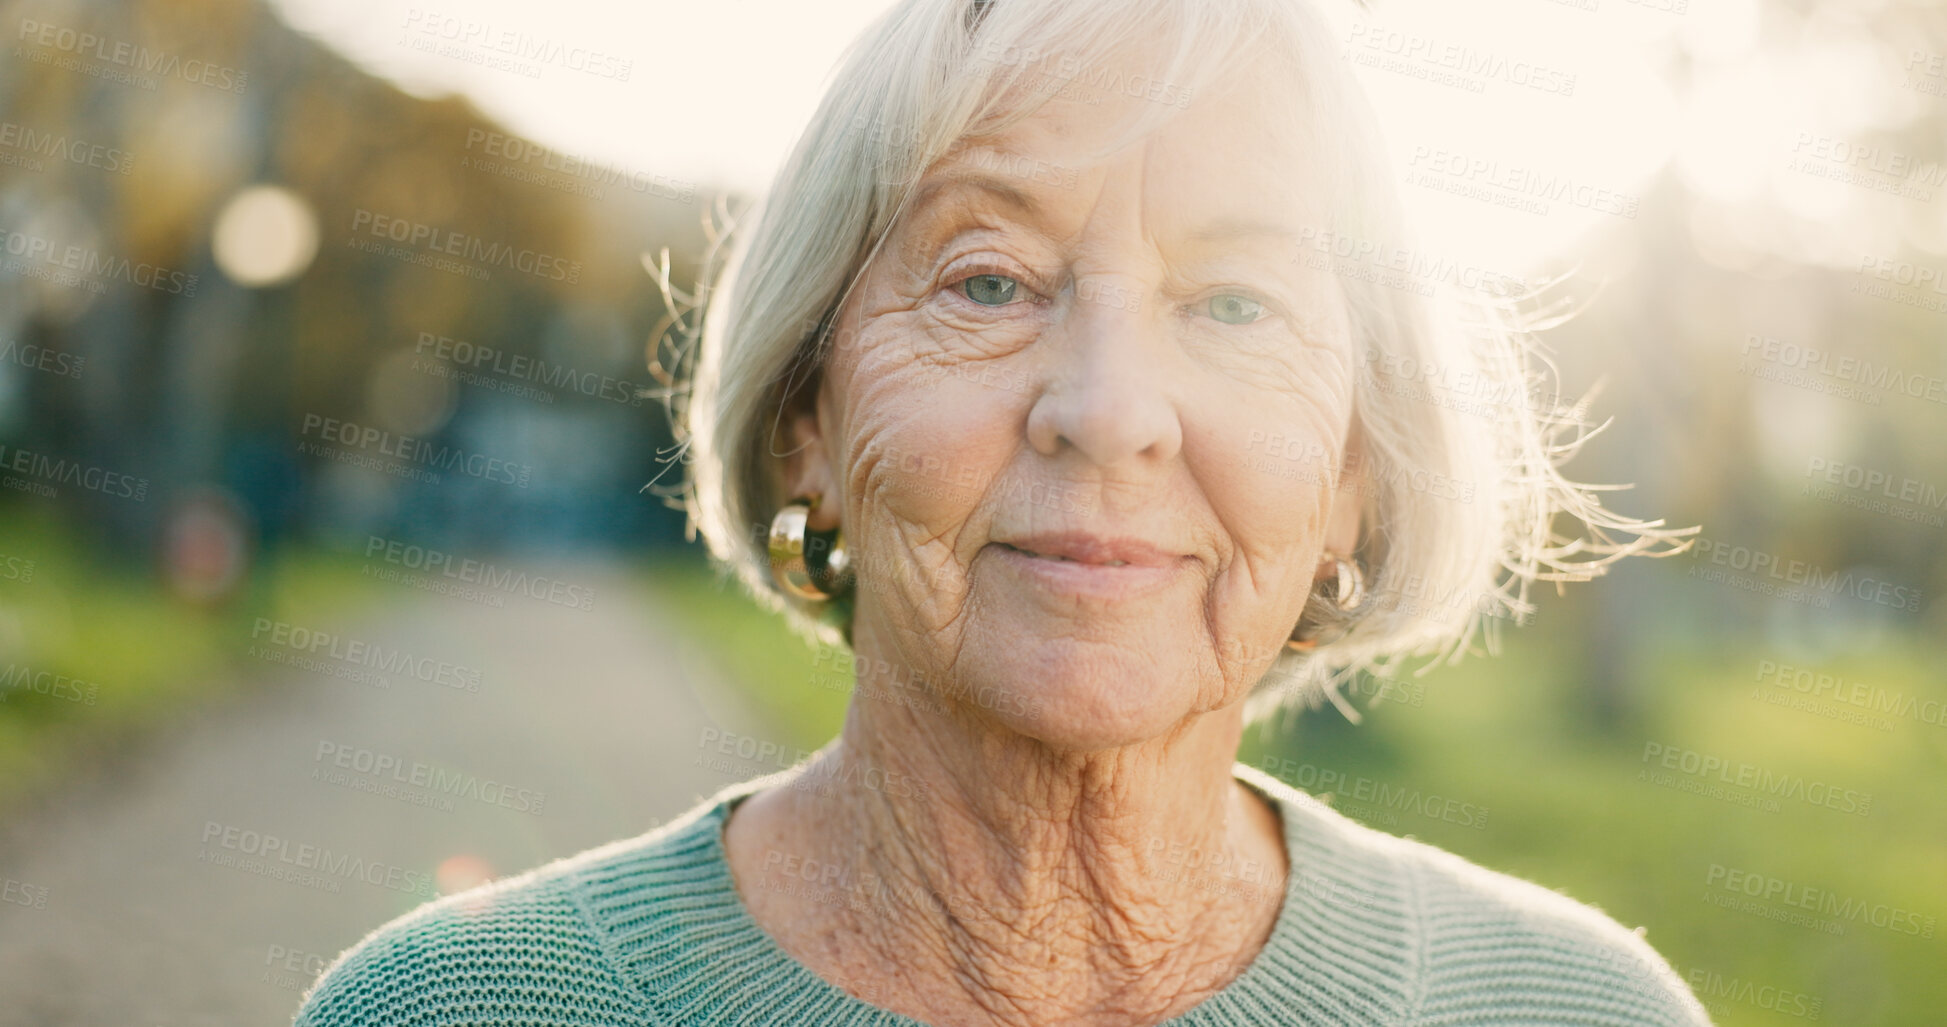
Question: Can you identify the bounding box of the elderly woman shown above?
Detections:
[296,0,1708,1024]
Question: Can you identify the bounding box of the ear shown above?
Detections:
[778,383,841,533]
[1321,430,1365,561]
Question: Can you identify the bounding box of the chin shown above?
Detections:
[955,626,1204,752]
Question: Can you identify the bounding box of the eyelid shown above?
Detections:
[1191,288,1279,324]
[941,254,1055,300]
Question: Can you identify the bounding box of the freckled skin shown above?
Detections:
[725,52,1365,1027]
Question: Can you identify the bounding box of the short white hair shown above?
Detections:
[652,0,1692,725]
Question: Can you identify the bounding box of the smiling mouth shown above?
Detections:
[998,542,1131,567]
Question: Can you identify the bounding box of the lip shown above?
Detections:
[987,532,1189,601]
[996,532,1181,568]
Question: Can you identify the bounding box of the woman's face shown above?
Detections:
[788,59,1362,751]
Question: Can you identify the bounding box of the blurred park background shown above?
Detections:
[0,0,1942,1023]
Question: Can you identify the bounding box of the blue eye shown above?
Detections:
[961,274,1019,306]
[1207,295,1264,325]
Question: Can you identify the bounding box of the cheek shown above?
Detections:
[1197,427,1334,603]
[1186,381,1349,662]
[830,315,1029,591]
[1198,377,1348,547]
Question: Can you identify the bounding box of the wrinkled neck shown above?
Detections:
[769,682,1290,1026]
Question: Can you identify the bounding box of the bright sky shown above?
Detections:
[266,0,1926,275]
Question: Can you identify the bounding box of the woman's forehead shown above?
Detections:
[917,80,1331,250]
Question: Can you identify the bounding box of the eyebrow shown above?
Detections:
[907,170,1305,249]
[1185,218,1306,246]
[908,171,1044,221]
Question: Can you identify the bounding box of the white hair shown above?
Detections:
[649,0,1693,726]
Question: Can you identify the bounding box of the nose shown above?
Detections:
[1025,287,1183,468]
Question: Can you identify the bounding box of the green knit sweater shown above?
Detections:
[292,763,1712,1025]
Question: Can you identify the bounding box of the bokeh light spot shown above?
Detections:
[212,185,320,287]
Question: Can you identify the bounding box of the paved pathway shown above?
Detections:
[0,562,773,1026]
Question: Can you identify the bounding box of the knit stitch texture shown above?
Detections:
[293,763,1712,1025]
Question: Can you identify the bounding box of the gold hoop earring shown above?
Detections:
[768,496,853,601]
[1286,549,1366,652]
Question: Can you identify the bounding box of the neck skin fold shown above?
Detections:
[728,637,1292,1027]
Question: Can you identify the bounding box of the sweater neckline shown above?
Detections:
[575,762,1418,1026]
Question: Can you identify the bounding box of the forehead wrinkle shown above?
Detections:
[1133,132,1156,255]
[910,171,1043,226]
[1182,219,1305,248]
[1130,131,1314,269]
[1054,135,1156,274]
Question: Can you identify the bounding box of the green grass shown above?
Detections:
[644,564,1947,1026]
[1251,638,1946,1026]
[0,509,379,816]
[637,556,847,747]
[0,511,233,811]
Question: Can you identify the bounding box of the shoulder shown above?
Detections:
[1393,833,1711,1024]
[1237,764,1712,1026]
[291,791,740,1027]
